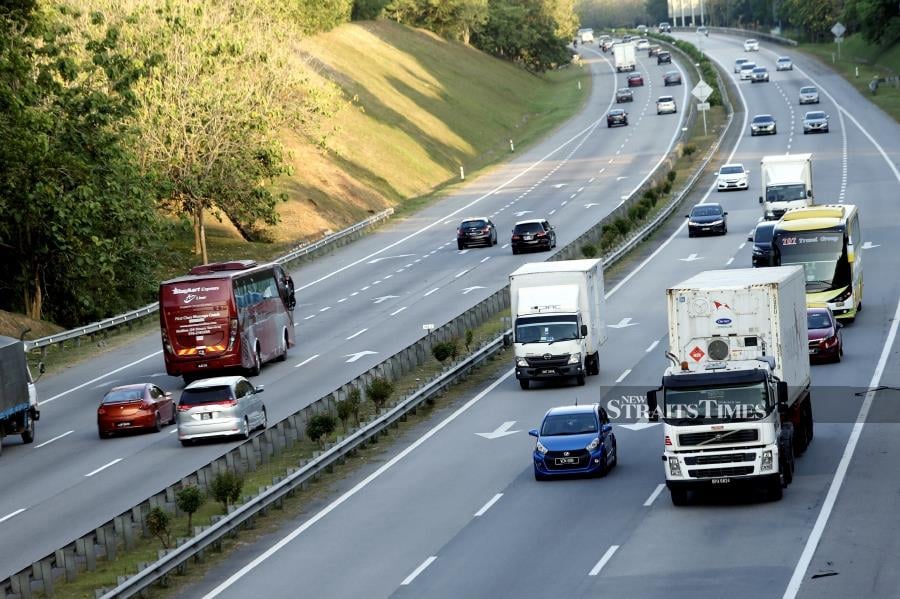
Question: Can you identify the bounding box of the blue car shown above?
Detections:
[529,404,617,480]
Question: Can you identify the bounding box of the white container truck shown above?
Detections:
[614,42,637,72]
[577,28,594,44]
[509,260,606,390]
[0,336,42,456]
[646,266,812,505]
[759,153,814,220]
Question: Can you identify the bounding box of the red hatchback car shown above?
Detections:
[807,307,843,363]
[97,383,176,438]
[627,73,644,87]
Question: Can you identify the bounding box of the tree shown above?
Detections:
[472,0,573,71]
[644,0,669,24]
[366,377,395,411]
[210,471,244,513]
[176,486,205,535]
[146,507,172,549]
[384,0,489,43]
[336,387,362,428]
[843,0,900,44]
[0,3,164,324]
[306,414,337,445]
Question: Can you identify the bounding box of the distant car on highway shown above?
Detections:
[776,56,793,70]
[627,72,644,87]
[656,95,677,115]
[658,22,672,33]
[607,108,629,127]
[799,86,820,104]
[529,404,617,480]
[657,50,672,64]
[686,202,727,237]
[177,376,266,446]
[750,114,777,136]
[734,57,749,73]
[803,111,830,134]
[739,62,757,80]
[636,38,650,50]
[648,45,662,57]
[663,70,682,86]
[748,221,777,267]
[715,163,750,191]
[750,66,770,83]
[615,88,634,103]
[697,26,709,36]
[456,217,497,250]
[98,384,176,438]
[511,219,556,254]
[744,38,760,51]
[807,307,843,363]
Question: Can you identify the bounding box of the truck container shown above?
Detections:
[647,266,812,504]
[0,336,41,455]
[614,42,637,72]
[510,260,606,390]
[759,153,813,220]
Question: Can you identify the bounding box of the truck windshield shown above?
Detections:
[515,315,579,344]
[663,382,771,423]
[766,184,806,203]
[775,230,849,291]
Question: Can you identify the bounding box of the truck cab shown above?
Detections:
[759,153,814,220]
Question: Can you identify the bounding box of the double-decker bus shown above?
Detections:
[772,204,862,322]
[159,260,296,382]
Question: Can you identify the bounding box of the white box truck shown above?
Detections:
[0,336,42,455]
[646,266,812,505]
[577,28,594,44]
[759,153,814,220]
[510,260,606,390]
[614,42,637,72]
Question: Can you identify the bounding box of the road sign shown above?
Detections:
[697,102,711,111]
[831,22,846,38]
[691,80,713,103]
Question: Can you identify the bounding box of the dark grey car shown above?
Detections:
[748,221,777,266]
[687,203,728,237]
[457,217,497,249]
[750,114,777,136]
[615,88,634,103]
[663,71,682,86]
[802,111,830,134]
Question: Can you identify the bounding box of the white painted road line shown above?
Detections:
[424,288,439,297]
[726,257,734,266]
[645,340,660,353]
[589,545,620,576]
[0,509,26,524]
[455,269,470,278]
[474,493,503,517]
[351,291,359,296]
[589,177,595,183]
[35,430,74,448]
[294,354,320,369]
[643,484,665,507]
[739,242,746,250]
[361,285,370,291]
[502,243,509,249]
[40,350,163,405]
[338,298,347,303]
[401,556,437,586]
[615,369,631,384]
[319,306,331,312]
[346,329,368,340]
[304,315,316,320]
[390,307,407,316]
[85,458,123,478]
[783,295,900,599]
[480,256,490,263]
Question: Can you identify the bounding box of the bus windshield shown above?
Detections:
[775,231,849,291]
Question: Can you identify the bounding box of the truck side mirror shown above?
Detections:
[581,324,588,337]
[254,385,265,394]
[528,428,539,437]
[747,234,754,241]
[776,381,789,407]
[646,389,659,420]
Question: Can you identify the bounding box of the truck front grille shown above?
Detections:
[684,453,755,466]
[678,429,758,446]
[525,355,570,368]
[688,466,755,478]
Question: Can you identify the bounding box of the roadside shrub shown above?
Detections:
[667,169,677,183]
[337,387,362,428]
[683,144,697,157]
[465,330,474,352]
[366,377,394,411]
[629,203,648,222]
[600,227,619,251]
[661,180,673,194]
[581,243,597,258]
[175,486,204,535]
[613,217,630,237]
[306,414,337,446]
[432,340,459,362]
[146,507,172,549]
[210,471,244,513]
[643,188,658,202]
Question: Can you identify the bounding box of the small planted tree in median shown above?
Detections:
[146,507,172,549]
[176,485,205,535]
[307,414,337,446]
[366,377,395,412]
[210,471,244,513]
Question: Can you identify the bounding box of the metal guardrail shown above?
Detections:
[23,208,394,353]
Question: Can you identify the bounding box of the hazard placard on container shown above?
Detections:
[689,346,705,362]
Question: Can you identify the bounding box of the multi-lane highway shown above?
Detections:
[0,45,693,576]
[174,33,900,599]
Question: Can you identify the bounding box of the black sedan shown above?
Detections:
[511,219,556,254]
[456,217,497,249]
[607,109,628,127]
[750,114,777,136]
[748,221,776,267]
[657,51,672,64]
[615,88,634,103]
[686,203,727,237]
[663,71,682,86]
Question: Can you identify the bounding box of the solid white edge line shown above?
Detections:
[643,484,665,507]
[202,369,515,598]
[474,493,504,517]
[589,545,620,576]
[40,351,163,405]
[615,369,632,384]
[401,556,438,586]
[0,508,26,524]
[783,295,900,599]
[34,430,74,448]
[293,354,320,369]
[85,458,123,478]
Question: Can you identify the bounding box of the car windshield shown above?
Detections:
[753,68,766,73]
[103,388,144,404]
[736,59,747,65]
[806,112,826,120]
[610,109,625,115]
[514,222,543,234]
[515,316,579,344]
[778,57,790,62]
[742,64,756,70]
[617,88,631,94]
[691,205,722,217]
[801,87,817,94]
[664,382,771,423]
[752,115,773,123]
[461,220,487,228]
[541,413,598,436]
[808,311,833,329]
[666,72,679,77]
[180,385,234,406]
[754,225,775,242]
[629,73,641,79]
[720,165,744,174]
[658,96,674,103]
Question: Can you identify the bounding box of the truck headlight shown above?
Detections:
[668,456,682,477]
[761,450,774,471]
[536,441,549,455]
[766,211,775,218]
[516,358,528,367]
[567,353,581,365]
[586,437,600,451]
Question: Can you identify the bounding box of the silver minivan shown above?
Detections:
[177,376,266,446]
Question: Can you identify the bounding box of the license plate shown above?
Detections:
[808,349,816,354]
[555,457,578,465]
[711,477,731,484]
[201,413,213,420]
[541,369,556,375]
[523,236,533,241]
[116,422,131,428]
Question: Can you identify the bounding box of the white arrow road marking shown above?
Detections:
[462,286,486,295]
[476,421,520,440]
[367,254,416,264]
[35,430,74,448]
[589,545,620,576]
[679,253,703,262]
[584,203,599,208]
[862,241,879,249]
[474,493,504,517]
[85,458,123,477]
[645,340,660,353]
[390,307,407,316]
[619,422,661,431]
[401,556,437,586]
[373,295,399,304]
[344,351,377,363]
[346,329,368,340]
[294,354,319,369]
[609,317,639,329]
[513,210,533,217]
[0,509,26,523]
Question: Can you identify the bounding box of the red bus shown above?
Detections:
[159,260,296,382]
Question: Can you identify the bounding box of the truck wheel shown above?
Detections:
[670,488,689,506]
[768,478,784,501]
[21,416,35,444]
[248,344,262,377]
[589,353,600,376]
[804,402,814,443]
[779,444,794,487]
[519,379,530,390]
[576,373,586,386]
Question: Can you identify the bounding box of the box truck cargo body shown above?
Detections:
[760,154,813,220]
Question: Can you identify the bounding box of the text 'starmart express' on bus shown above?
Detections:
[159,260,296,383]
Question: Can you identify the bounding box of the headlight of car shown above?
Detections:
[586,437,600,451]
[536,441,549,455]
[567,352,581,365]
[707,219,723,226]
[516,358,528,367]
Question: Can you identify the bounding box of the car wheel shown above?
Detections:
[153,411,162,433]
[768,477,784,501]
[512,247,519,255]
[259,407,268,431]
[688,229,695,238]
[607,123,612,128]
[751,131,756,136]
[825,127,829,133]
[576,373,586,386]
[168,405,177,425]
[519,379,530,390]
[457,241,465,250]
[240,417,251,440]
[803,130,808,134]
[99,429,111,440]
[180,438,193,447]
[670,488,689,506]
[609,437,618,468]
[773,127,777,134]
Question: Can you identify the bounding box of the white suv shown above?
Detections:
[744,39,760,51]
[656,95,677,115]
